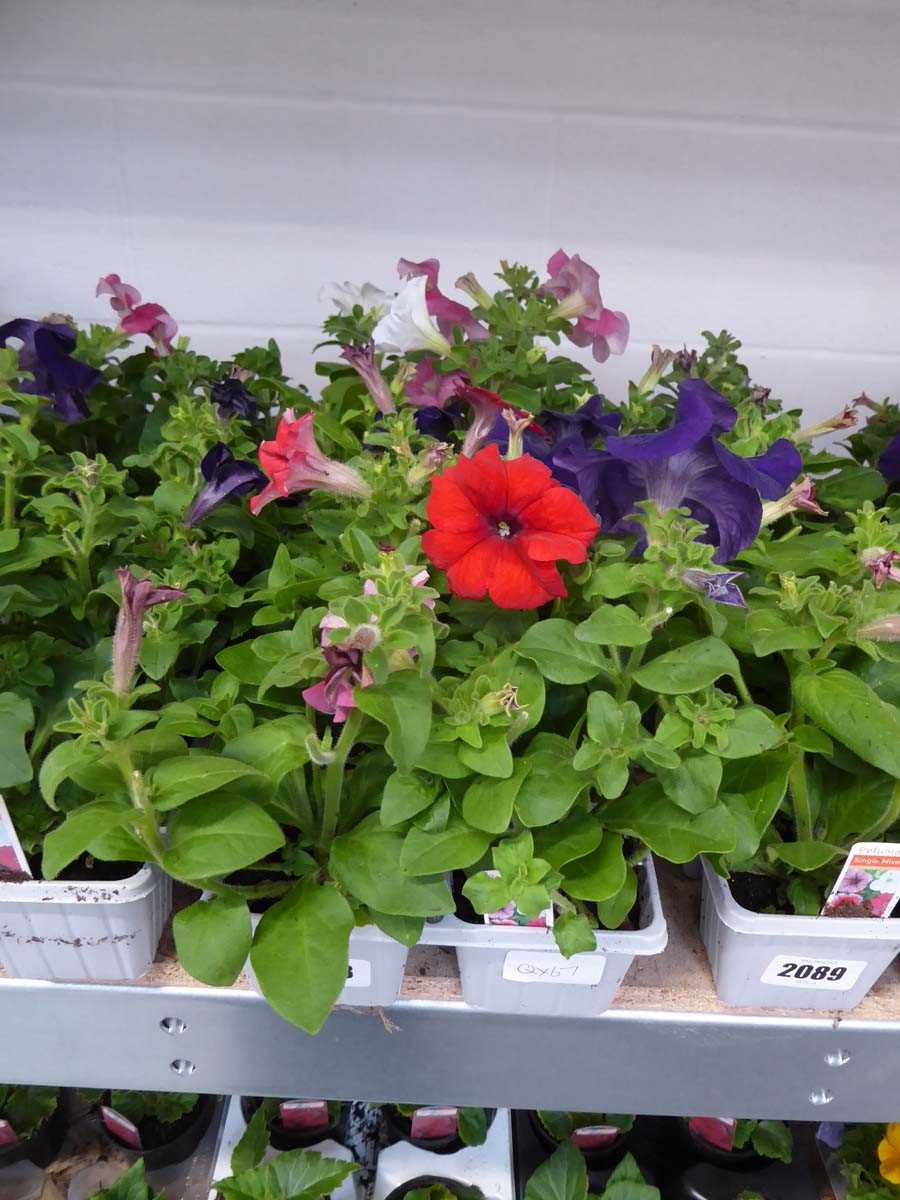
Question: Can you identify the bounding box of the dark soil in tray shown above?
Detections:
[728,871,782,914]
[55,855,141,884]
[223,867,290,915]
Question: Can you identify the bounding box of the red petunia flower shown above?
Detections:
[422,444,599,609]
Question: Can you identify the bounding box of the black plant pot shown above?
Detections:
[101,1093,218,1170]
[526,1110,627,1171]
[241,1096,347,1151]
[385,1176,480,1200]
[384,1106,495,1156]
[0,1090,69,1170]
[672,1159,821,1200]
[677,1119,766,1173]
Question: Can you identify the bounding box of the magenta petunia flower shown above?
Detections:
[302,614,376,723]
[96,274,178,355]
[397,257,487,342]
[404,358,468,409]
[538,249,629,362]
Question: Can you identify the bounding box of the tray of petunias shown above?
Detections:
[1,249,899,1029]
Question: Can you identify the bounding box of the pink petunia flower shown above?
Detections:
[96,274,178,355]
[861,547,900,589]
[867,891,894,916]
[301,614,376,723]
[538,249,630,363]
[404,358,468,409]
[397,257,488,342]
[112,569,187,694]
[840,867,873,894]
[250,410,371,515]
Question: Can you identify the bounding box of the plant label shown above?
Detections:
[0,1120,19,1148]
[484,870,553,928]
[344,958,372,988]
[572,1125,621,1149]
[280,1100,329,1130]
[100,1106,142,1149]
[822,842,900,918]
[501,950,604,985]
[760,955,867,990]
[410,1107,459,1140]
[688,1117,736,1151]
[0,796,30,877]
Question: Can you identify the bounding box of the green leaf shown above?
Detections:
[516,619,608,684]
[355,673,432,774]
[632,637,740,694]
[458,725,514,778]
[746,609,820,656]
[462,763,527,834]
[458,1106,488,1147]
[791,724,834,754]
[562,834,626,902]
[717,707,782,759]
[148,754,264,812]
[816,463,886,510]
[41,800,132,879]
[91,1158,162,1200]
[400,818,492,876]
[163,795,286,880]
[370,911,425,948]
[173,894,252,987]
[0,693,34,787]
[524,1142,587,1200]
[330,818,453,916]
[222,717,312,785]
[462,870,510,914]
[217,1145,357,1199]
[515,735,590,827]
[532,810,604,870]
[657,754,722,814]
[249,881,354,1036]
[596,866,638,930]
[230,1099,276,1175]
[38,738,101,810]
[554,912,596,957]
[576,605,650,648]
[750,1119,793,1164]
[381,771,440,826]
[603,780,738,862]
[216,641,267,684]
[794,667,900,778]
[718,752,792,859]
[139,629,181,680]
[769,840,845,871]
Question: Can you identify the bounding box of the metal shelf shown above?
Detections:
[1,869,898,1121]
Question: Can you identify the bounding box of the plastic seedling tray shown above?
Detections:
[699,856,900,1011]
[374,1108,514,1200]
[245,918,408,1008]
[421,857,667,1017]
[208,1096,356,1200]
[0,865,171,982]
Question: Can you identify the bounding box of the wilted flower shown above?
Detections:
[211,376,256,421]
[250,410,371,515]
[397,257,487,341]
[302,614,376,723]
[339,342,395,415]
[455,272,494,309]
[96,274,177,355]
[794,403,859,443]
[637,345,676,393]
[372,276,452,356]
[760,476,826,525]
[857,614,900,642]
[185,443,266,526]
[538,249,629,362]
[112,569,187,693]
[407,441,452,488]
[861,546,900,588]
[458,385,532,457]
[749,385,772,405]
[0,318,101,422]
[404,358,468,409]
[318,281,393,316]
[682,569,747,609]
[674,347,698,373]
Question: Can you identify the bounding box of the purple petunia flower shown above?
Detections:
[0,318,101,422]
[555,379,802,563]
[211,377,257,421]
[879,433,900,482]
[682,568,747,609]
[185,443,266,527]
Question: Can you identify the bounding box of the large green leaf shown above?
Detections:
[769,840,845,871]
[400,818,493,876]
[603,780,738,862]
[41,800,133,879]
[380,771,440,826]
[38,738,102,809]
[249,882,354,1036]
[516,619,607,684]
[657,754,721,814]
[532,810,604,870]
[632,637,739,694]
[222,717,312,785]
[0,693,34,788]
[330,817,453,916]
[562,833,626,902]
[163,795,285,880]
[355,673,432,773]
[718,751,792,860]
[576,604,650,648]
[794,667,900,778]
[148,754,264,812]
[524,1142,587,1200]
[173,894,252,987]
[515,734,591,827]
[462,762,528,833]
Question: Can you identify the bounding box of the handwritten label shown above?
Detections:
[344,958,372,989]
[101,1106,142,1149]
[0,1120,19,1148]
[0,796,30,876]
[760,955,866,990]
[502,950,604,986]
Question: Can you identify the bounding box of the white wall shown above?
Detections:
[2,0,899,417]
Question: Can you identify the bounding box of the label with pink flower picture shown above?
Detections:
[821,842,900,919]
[0,796,30,877]
[484,871,554,928]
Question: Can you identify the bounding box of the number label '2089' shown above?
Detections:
[760,954,866,990]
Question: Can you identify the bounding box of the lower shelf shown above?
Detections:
[1,868,897,1120]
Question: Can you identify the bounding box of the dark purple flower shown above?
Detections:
[0,318,101,422]
[556,379,802,563]
[682,568,747,609]
[879,433,900,482]
[414,402,465,441]
[487,394,621,492]
[185,443,266,527]
[211,377,256,420]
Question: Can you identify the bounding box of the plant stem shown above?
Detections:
[2,471,15,530]
[732,669,752,705]
[320,709,362,848]
[789,749,814,842]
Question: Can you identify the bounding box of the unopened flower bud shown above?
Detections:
[637,345,676,394]
[455,273,494,309]
[749,385,771,405]
[794,404,859,444]
[761,477,826,525]
[502,408,534,460]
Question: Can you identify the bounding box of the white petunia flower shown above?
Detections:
[318,281,393,317]
[372,276,452,356]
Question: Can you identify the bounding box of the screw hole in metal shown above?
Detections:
[809,1089,834,1106]
[170,1058,196,1076]
[160,1017,187,1036]
[825,1049,850,1067]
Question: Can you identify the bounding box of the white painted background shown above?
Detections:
[2,0,899,418]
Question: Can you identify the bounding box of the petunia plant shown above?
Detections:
[2,250,899,1035]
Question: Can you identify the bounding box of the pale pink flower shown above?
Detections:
[538,249,629,362]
